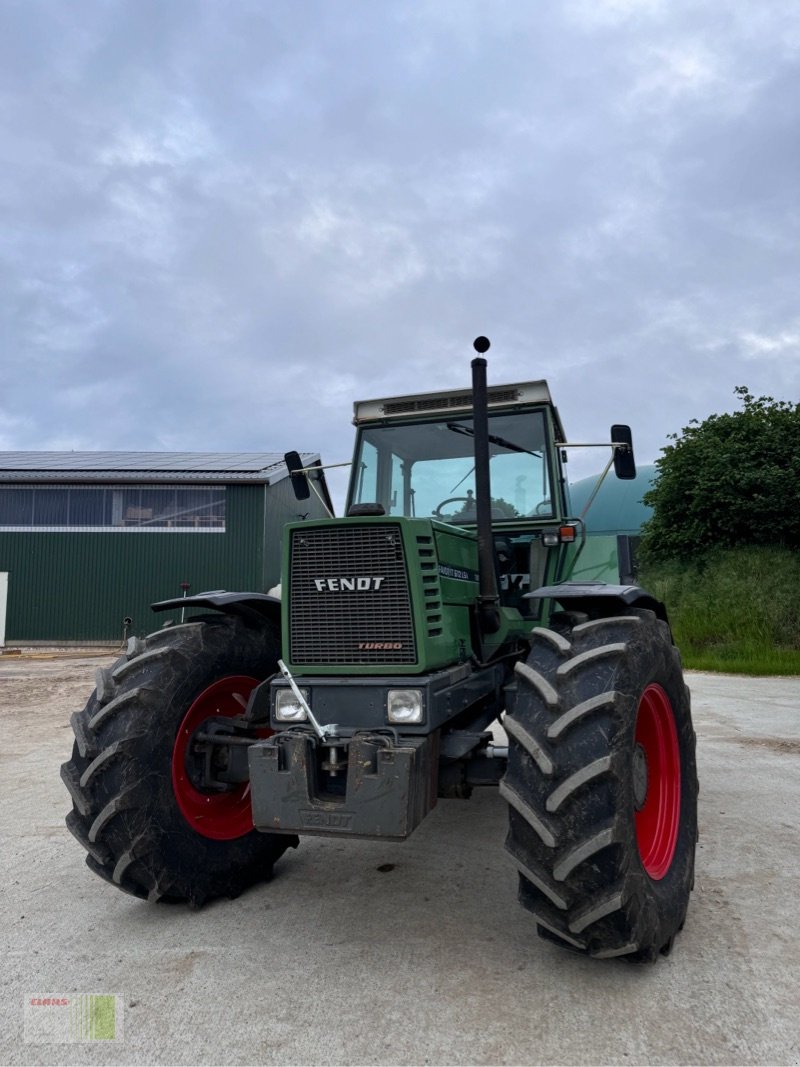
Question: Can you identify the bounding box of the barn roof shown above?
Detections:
[0,452,321,485]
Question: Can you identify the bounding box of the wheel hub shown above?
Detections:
[171,675,266,841]
[634,683,681,880]
[633,743,648,810]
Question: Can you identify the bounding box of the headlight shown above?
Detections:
[275,687,309,722]
[387,689,423,724]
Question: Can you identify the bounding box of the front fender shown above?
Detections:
[151,590,281,627]
[527,581,670,626]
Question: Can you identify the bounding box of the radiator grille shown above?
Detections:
[289,524,417,665]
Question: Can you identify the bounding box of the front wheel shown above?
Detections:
[61,614,297,904]
[501,609,698,960]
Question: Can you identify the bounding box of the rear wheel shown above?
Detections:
[501,608,698,960]
[61,614,297,904]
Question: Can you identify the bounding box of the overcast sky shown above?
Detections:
[2,0,799,506]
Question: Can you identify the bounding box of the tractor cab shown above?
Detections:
[348,380,565,523]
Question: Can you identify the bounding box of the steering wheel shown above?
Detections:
[434,496,518,520]
[433,496,474,519]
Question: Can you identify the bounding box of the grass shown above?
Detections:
[639,546,800,675]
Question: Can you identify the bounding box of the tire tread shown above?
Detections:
[62,613,297,904]
[503,607,698,961]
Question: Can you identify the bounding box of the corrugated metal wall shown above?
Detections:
[258,475,326,590]
[0,485,270,642]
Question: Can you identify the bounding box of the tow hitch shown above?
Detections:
[249,729,438,839]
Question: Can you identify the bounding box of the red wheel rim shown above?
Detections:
[634,683,681,880]
[171,675,269,841]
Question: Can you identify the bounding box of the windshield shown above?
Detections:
[349,410,553,521]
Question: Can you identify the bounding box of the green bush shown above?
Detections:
[640,547,800,675]
[640,388,800,562]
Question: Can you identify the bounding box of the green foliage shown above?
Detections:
[640,547,800,675]
[449,496,520,520]
[640,387,800,562]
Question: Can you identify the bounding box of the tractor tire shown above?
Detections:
[501,608,698,961]
[61,614,297,905]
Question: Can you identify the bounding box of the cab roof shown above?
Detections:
[353,380,565,440]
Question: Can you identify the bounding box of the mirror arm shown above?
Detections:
[578,451,616,522]
[307,474,335,519]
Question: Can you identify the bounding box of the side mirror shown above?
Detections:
[611,425,636,480]
[284,451,311,500]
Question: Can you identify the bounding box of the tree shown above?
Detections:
[449,495,520,521]
[640,387,800,561]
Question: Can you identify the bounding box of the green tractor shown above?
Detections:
[62,338,697,961]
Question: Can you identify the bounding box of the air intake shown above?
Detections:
[382,387,520,417]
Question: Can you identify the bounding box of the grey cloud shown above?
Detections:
[1,0,799,500]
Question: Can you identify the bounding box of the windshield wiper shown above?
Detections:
[447,423,542,458]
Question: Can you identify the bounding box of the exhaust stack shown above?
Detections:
[471,338,501,635]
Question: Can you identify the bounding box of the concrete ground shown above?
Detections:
[0,654,798,1066]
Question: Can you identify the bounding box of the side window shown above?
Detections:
[489,451,551,518]
[355,441,379,504]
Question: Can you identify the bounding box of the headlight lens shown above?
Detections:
[275,687,309,722]
[387,689,423,724]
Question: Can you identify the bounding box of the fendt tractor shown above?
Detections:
[62,338,698,962]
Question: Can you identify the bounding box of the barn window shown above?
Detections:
[0,485,226,531]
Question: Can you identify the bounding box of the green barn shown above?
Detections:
[0,452,330,645]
